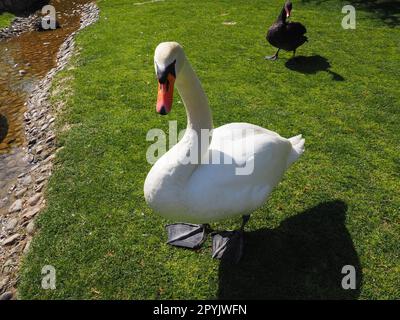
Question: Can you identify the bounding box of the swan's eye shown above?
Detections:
[157,60,177,84]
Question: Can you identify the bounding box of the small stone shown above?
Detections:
[1,234,20,246]
[15,188,27,198]
[17,172,26,178]
[45,134,56,143]
[44,154,56,163]
[3,259,13,269]
[36,176,46,184]
[23,239,32,254]
[20,175,32,186]
[28,194,41,206]
[0,291,13,300]
[36,145,44,154]
[0,197,8,208]
[9,199,22,213]
[21,207,40,219]
[0,276,10,291]
[34,184,44,193]
[26,221,36,235]
[6,218,18,231]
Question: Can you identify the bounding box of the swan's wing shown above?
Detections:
[287,22,307,36]
[213,122,282,141]
[184,124,292,223]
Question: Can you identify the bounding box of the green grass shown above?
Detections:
[18,0,399,299]
[0,12,14,29]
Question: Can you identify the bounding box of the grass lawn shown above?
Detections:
[19,0,399,299]
[0,12,14,29]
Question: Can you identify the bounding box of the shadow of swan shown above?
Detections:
[218,200,362,300]
[285,55,345,81]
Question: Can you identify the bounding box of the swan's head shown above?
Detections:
[154,42,186,115]
[284,1,292,18]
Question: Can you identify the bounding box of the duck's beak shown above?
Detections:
[285,8,291,18]
[156,61,176,116]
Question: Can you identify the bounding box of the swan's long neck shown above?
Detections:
[158,58,213,184]
[176,59,213,134]
[277,7,287,23]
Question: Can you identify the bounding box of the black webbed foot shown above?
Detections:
[265,49,280,61]
[211,230,244,264]
[265,54,278,61]
[166,223,208,249]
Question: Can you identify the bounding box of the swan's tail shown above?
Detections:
[287,135,305,168]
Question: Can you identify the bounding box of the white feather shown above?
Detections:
[144,43,305,224]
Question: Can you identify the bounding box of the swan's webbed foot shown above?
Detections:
[265,54,278,61]
[211,215,250,263]
[211,230,244,264]
[265,49,280,61]
[166,223,208,249]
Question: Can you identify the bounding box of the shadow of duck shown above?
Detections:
[285,55,345,81]
[218,200,362,300]
[0,114,8,144]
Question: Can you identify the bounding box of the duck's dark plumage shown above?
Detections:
[266,1,308,60]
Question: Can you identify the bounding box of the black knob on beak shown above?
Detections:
[159,106,168,116]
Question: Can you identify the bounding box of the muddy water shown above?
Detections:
[0,0,91,211]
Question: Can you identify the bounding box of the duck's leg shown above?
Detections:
[265,49,280,61]
[211,215,251,263]
[293,49,297,57]
[166,223,210,249]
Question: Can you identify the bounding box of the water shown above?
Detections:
[0,0,92,212]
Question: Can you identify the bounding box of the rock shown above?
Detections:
[35,145,45,154]
[23,238,32,254]
[15,188,27,198]
[28,194,41,206]
[17,172,26,179]
[36,176,46,184]
[45,134,56,143]
[0,291,13,300]
[6,218,18,231]
[0,197,8,209]
[26,221,36,235]
[0,276,10,292]
[20,175,32,186]
[0,142,8,150]
[1,234,20,246]
[9,199,22,213]
[34,183,44,193]
[3,259,13,269]
[44,154,56,163]
[21,207,40,219]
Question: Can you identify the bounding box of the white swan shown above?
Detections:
[144,42,305,260]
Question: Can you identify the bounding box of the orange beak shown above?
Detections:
[157,74,175,115]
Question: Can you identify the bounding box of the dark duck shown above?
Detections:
[266,1,308,60]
